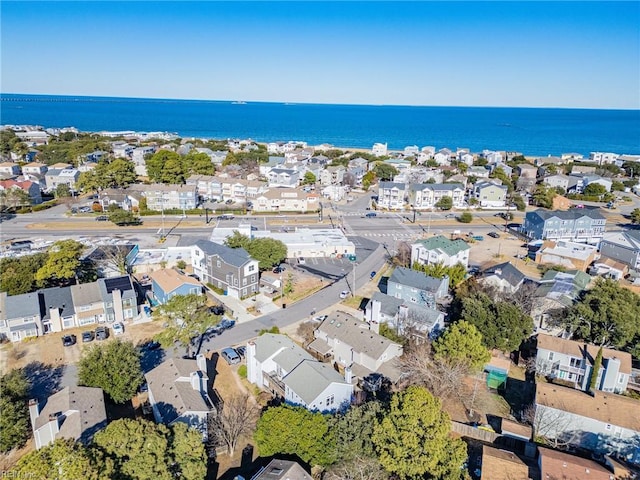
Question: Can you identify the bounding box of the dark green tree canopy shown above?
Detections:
[328,401,383,463]
[372,163,399,181]
[35,239,86,287]
[0,369,31,453]
[0,252,48,295]
[433,320,491,372]
[225,233,287,270]
[153,293,218,349]
[15,439,101,480]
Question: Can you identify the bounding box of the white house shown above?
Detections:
[246,334,353,412]
[589,152,619,165]
[377,181,406,209]
[480,262,526,293]
[372,143,388,157]
[473,181,508,207]
[410,235,470,268]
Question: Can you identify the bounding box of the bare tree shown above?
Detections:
[393,241,412,267]
[323,456,388,480]
[88,244,134,275]
[522,402,584,449]
[296,321,317,347]
[207,394,259,456]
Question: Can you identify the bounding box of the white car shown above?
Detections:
[112,322,124,335]
[339,290,349,299]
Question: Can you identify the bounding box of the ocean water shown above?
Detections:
[1,93,639,157]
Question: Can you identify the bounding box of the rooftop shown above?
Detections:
[413,235,470,256]
[282,360,349,406]
[388,266,446,293]
[538,447,614,480]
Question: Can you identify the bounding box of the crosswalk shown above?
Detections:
[360,232,418,239]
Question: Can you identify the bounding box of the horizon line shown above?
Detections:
[2,92,638,112]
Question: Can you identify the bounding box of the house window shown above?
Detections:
[326,395,334,406]
[217,260,221,268]
[251,275,256,282]
[233,279,238,286]
[569,358,581,368]
[548,352,554,361]
[618,375,624,384]
[248,265,255,272]
[242,278,247,286]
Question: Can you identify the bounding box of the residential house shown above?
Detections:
[29,387,107,449]
[458,151,475,166]
[473,181,509,207]
[191,240,259,299]
[409,183,466,209]
[433,148,452,165]
[251,459,312,480]
[590,152,619,165]
[534,381,640,464]
[145,356,215,439]
[571,165,597,175]
[404,145,419,157]
[82,244,138,278]
[538,447,615,480]
[97,188,140,211]
[384,158,411,172]
[319,165,346,186]
[246,334,353,412]
[96,275,138,323]
[0,162,21,176]
[467,165,491,178]
[410,235,470,268]
[111,142,134,158]
[483,150,503,164]
[0,291,43,341]
[589,257,629,281]
[516,163,538,179]
[252,228,355,259]
[132,145,157,175]
[252,188,318,213]
[532,270,591,332]
[372,143,388,156]
[267,168,300,188]
[535,334,632,394]
[321,184,348,201]
[387,267,449,309]
[21,162,48,176]
[44,168,79,192]
[131,184,198,211]
[309,312,404,383]
[534,240,598,271]
[39,286,76,333]
[480,262,526,293]
[0,179,42,204]
[15,130,50,145]
[149,268,202,305]
[195,147,227,165]
[534,156,566,167]
[583,175,613,193]
[543,174,581,193]
[377,181,406,209]
[364,292,444,339]
[523,209,607,245]
[480,445,535,480]
[493,162,513,177]
[259,156,286,176]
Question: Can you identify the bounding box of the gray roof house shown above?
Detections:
[377,181,406,210]
[410,235,470,268]
[251,459,312,480]
[599,229,640,271]
[387,267,449,309]
[145,355,215,439]
[310,312,404,383]
[192,240,259,299]
[409,183,466,209]
[29,386,107,449]
[97,275,138,323]
[364,291,445,339]
[0,291,43,342]
[481,262,526,293]
[246,334,352,412]
[523,208,607,245]
[40,286,76,333]
[267,168,300,188]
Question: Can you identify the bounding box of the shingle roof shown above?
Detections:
[282,360,348,405]
[535,381,640,431]
[252,334,300,363]
[480,445,532,480]
[536,334,632,375]
[413,235,470,257]
[272,344,314,373]
[40,286,75,320]
[3,291,42,319]
[483,262,525,287]
[70,282,102,306]
[538,447,615,480]
[378,181,405,190]
[529,208,606,221]
[388,267,446,293]
[369,292,443,328]
[194,240,253,268]
[252,459,312,480]
[317,312,401,360]
[149,268,200,294]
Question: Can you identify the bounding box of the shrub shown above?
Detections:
[458,212,473,223]
[237,365,247,379]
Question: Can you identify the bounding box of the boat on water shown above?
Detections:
[231,101,247,105]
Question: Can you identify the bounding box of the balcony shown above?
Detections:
[263,371,285,398]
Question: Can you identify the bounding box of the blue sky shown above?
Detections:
[1,1,639,109]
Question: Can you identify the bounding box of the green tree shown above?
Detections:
[145,150,180,183]
[108,206,141,225]
[185,151,215,176]
[153,293,217,349]
[532,184,556,208]
[433,321,490,372]
[583,183,607,197]
[224,230,251,249]
[611,180,625,192]
[412,262,467,289]
[15,439,101,480]
[372,163,398,181]
[255,405,335,467]
[513,195,527,211]
[107,158,137,187]
[372,386,466,480]
[247,237,288,270]
[0,252,48,295]
[161,156,186,184]
[589,346,603,392]
[328,401,383,463]
[562,278,640,352]
[459,291,533,352]
[302,171,317,185]
[77,339,143,403]
[458,212,473,223]
[35,239,85,286]
[55,183,72,198]
[362,171,376,190]
[435,196,453,210]
[0,369,31,452]
[630,208,640,224]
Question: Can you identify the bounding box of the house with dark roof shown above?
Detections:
[377,181,406,209]
[523,208,607,245]
[246,334,352,412]
[191,240,259,299]
[29,386,107,449]
[267,167,300,188]
[599,229,640,271]
[145,355,215,439]
[480,261,526,293]
[148,268,202,305]
[0,291,43,341]
[97,275,138,322]
[410,235,470,268]
[409,183,466,209]
[534,381,640,465]
[251,459,312,480]
[535,334,632,394]
[387,267,449,309]
[310,312,404,383]
[364,291,444,339]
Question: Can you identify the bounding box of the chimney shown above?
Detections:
[28,399,39,429]
[196,353,207,374]
[190,371,201,391]
[48,412,61,437]
[246,341,256,384]
[344,366,353,384]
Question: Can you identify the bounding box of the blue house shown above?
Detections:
[148,268,202,305]
[387,267,449,309]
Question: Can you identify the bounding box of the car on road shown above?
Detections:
[298,257,306,265]
[225,199,234,204]
[272,265,286,274]
[444,213,456,219]
[95,326,109,340]
[62,334,77,347]
[219,318,236,330]
[217,214,234,220]
[221,347,241,365]
[488,232,500,238]
[365,212,377,218]
[339,290,349,299]
[113,322,124,335]
[81,331,95,343]
[95,215,109,221]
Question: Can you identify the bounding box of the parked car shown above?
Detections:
[488,232,500,238]
[219,318,236,330]
[217,214,234,220]
[272,265,286,274]
[221,347,241,365]
[112,322,124,335]
[340,290,349,299]
[298,257,306,265]
[81,331,95,343]
[95,326,109,340]
[235,346,246,358]
[225,199,234,204]
[365,212,377,218]
[62,334,76,347]
[313,314,328,323]
[209,305,225,315]
[95,215,108,221]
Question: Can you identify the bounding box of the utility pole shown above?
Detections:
[352,262,357,297]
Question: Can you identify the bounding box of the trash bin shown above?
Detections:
[282,303,286,309]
